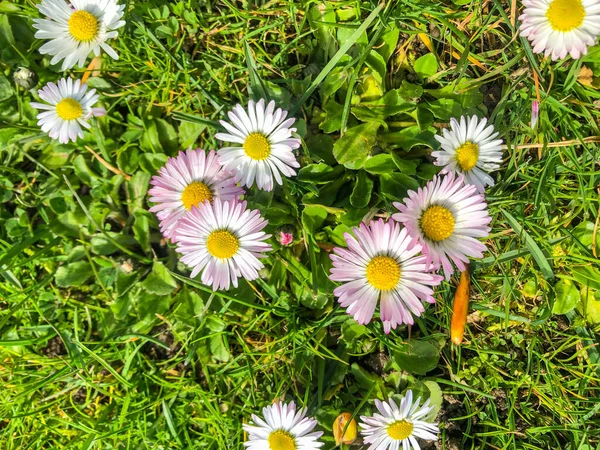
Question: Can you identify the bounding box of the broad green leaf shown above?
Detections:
[393,339,441,375]
[142,262,178,295]
[0,76,14,102]
[572,266,600,291]
[333,123,380,165]
[306,134,336,165]
[414,53,438,80]
[364,154,397,174]
[423,381,444,418]
[322,66,351,98]
[320,100,344,133]
[397,81,423,100]
[55,261,94,287]
[298,163,345,183]
[376,24,400,62]
[350,171,373,208]
[352,90,414,122]
[379,173,419,201]
[552,280,580,315]
[302,205,328,235]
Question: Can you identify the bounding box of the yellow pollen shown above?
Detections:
[68,10,99,42]
[267,430,296,450]
[206,230,239,259]
[455,142,479,171]
[420,205,455,242]
[181,181,213,210]
[387,420,414,441]
[365,256,401,291]
[243,133,271,160]
[546,0,585,32]
[55,98,83,120]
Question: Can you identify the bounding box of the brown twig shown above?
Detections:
[503,136,600,150]
[84,146,131,181]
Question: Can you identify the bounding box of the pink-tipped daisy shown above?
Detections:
[329,219,443,333]
[359,390,439,450]
[519,0,600,61]
[175,199,271,291]
[215,99,301,191]
[244,401,324,450]
[30,77,105,144]
[392,172,492,280]
[432,116,503,193]
[148,149,243,241]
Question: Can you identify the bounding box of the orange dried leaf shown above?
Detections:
[451,267,470,345]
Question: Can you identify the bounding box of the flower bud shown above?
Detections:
[13,67,38,90]
[333,412,357,445]
[276,225,294,246]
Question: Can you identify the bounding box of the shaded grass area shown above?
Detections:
[0,0,599,449]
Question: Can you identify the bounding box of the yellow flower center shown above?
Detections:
[455,141,479,171]
[68,10,99,42]
[365,256,401,291]
[243,133,271,160]
[181,181,213,210]
[267,430,296,450]
[55,98,83,120]
[206,230,239,259]
[387,420,414,440]
[546,0,585,32]
[420,205,455,242]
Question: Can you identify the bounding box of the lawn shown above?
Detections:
[1,0,600,449]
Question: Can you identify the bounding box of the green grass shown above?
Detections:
[1,0,600,449]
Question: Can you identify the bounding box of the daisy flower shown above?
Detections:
[175,199,271,291]
[329,219,443,333]
[148,149,244,241]
[359,390,439,450]
[392,172,492,280]
[33,0,126,71]
[432,115,503,193]
[215,99,301,191]
[519,0,600,60]
[30,77,105,144]
[244,401,323,450]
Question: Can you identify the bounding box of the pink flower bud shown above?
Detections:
[531,101,539,129]
[279,231,293,246]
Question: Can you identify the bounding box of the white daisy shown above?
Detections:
[33,0,126,71]
[359,390,439,450]
[520,0,600,60]
[244,401,324,450]
[329,219,443,334]
[148,149,244,241]
[432,115,503,193]
[215,99,301,191]
[392,172,492,280]
[175,199,271,291]
[30,77,105,144]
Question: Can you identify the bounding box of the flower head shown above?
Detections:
[216,99,301,191]
[148,149,244,241]
[33,0,126,71]
[30,77,105,144]
[329,219,443,333]
[392,172,492,280]
[432,115,503,193]
[175,199,271,291]
[244,401,323,450]
[359,390,439,450]
[519,0,600,60]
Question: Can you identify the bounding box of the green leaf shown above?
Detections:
[142,262,178,295]
[352,90,414,122]
[397,81,423,100]
[502,211,554,281]
[320,101,344,133]
[55,261,94,288]
[364,154,397,174]
[333,123,380,165]
[572,266,600,291]
[393,339,441,375]
[298,163,345,184]
[379,173,419,201]
[376,23,400,63]
[302,205,328,235]
[350,171,373,208]
[414,53,438,80]
[322,66,351,98]
[552,280,580,315]
[306,134,336,165]
[210,335,231,362]
[423,381,444,419]
[0,76,14,102]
